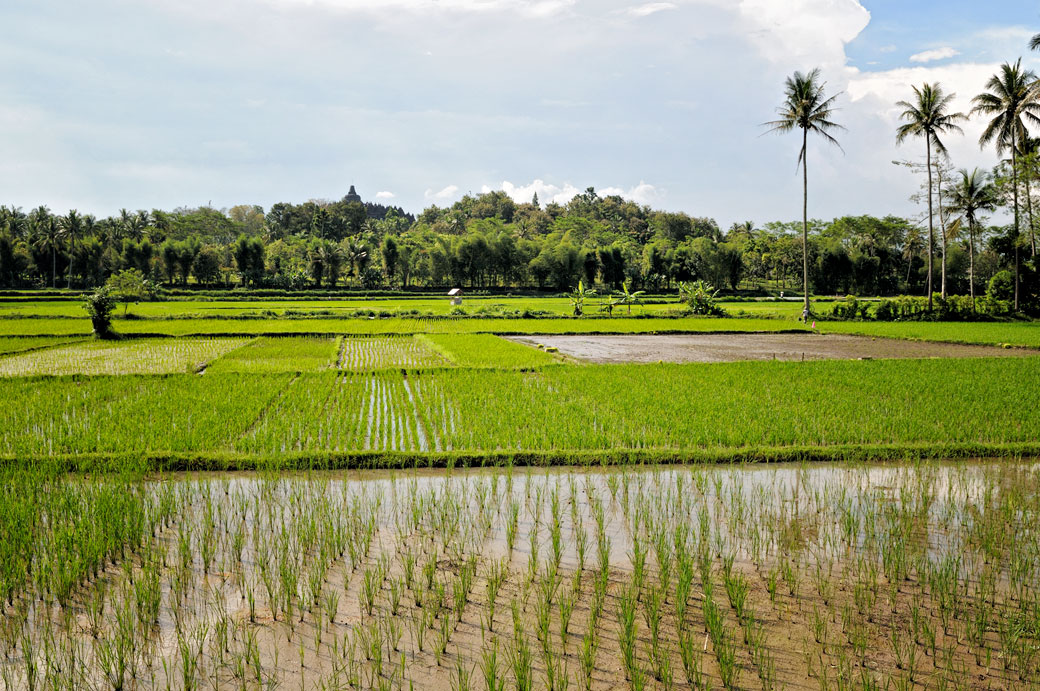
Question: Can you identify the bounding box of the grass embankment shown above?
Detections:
[2,357,1037,468]
[0,316,809,337]
[4,310,1040,349]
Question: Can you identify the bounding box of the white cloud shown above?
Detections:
[726,0,871,68]
[425,185,460,200]
[622,3,677,18]
[375,190,395,199]
[909,47,959,63]
[483,179,661,206]
[266,0,576,16]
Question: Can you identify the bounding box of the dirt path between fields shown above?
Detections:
[508,332,1033,363]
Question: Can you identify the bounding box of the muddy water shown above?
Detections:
[509,332,1033,363]
[5,460,1039,690]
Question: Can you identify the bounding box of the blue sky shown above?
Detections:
[1,0,1038,229]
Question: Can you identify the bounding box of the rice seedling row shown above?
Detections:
[2,461,1038,690]
[418,334,563,369]
[0,374,292,457]
[3,357,1040,462]
[0,338,247,377]
[206,336,340,373]
[0,336,86,356]
[337,336,448,371]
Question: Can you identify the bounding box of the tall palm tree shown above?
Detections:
[29,207,61,288]
[1019,136,1040,256]
[764,68,844,315]
[971,59,1040,311]
[902,224,924,287]
[61,210,83,288]
[946,168,998,309]
[895,83,966,309]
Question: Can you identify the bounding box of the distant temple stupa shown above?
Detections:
[344,185,362,203]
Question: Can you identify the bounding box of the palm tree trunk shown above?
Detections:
[969,220,976,311]
[51,246,57,289]
[936,163,947,300]
[926,138,934,311]
[66,238,74,290]
[1013,147,1020,311]
[1026,174,1037,257]
[802,127,809,316]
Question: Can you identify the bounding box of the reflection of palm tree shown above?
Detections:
[764,68,844,316]
[971,59,1040,311]
[895,83,966,307]
[947,169,998,309]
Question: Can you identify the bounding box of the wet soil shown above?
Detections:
[509,332,1033,364]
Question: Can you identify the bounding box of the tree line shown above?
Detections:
[0,193,1025,304]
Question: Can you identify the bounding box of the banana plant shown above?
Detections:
[569,280,597,316]
[615,281,646,315]
[678,280,724,315]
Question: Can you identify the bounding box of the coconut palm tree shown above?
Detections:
[61,210,84,288]
[902,224,924,288]
[946,168,998,309]
[971,59,1040,311]
[764,68,844,316]
[1018,136,1040,256]
[1030,33,1040,51]
[895,83,966,309]
[29,207,62,288]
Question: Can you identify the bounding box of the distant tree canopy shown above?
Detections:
[0,184,1032,309]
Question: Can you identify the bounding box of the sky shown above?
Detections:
[1,0,1038,229]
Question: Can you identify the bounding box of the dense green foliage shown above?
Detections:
[0,195,1031,307]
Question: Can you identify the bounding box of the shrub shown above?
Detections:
[988,271,1014,303]
[82,286,117,338]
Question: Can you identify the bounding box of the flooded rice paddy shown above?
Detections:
[2,460,1039,690]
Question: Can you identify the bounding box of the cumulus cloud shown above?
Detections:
[725,0,871,68]
[621,3,677,18]
[375,190,395,199]
[909,47,959,63]
[482,179,661,206]
[267,0,576,16]
[425,185,460,200]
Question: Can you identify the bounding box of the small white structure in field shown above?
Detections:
[448,288,463,306]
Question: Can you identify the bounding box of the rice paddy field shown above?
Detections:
[2,293,1040,689]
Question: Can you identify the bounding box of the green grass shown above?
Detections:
[0,296,685,318]
[2,357,1037,465]
[5,308,1040,350]
[0,337,247,376]
[206,336,339,373]
[0,316,810,337]
[0,373,291,456]
[336,335,449,370]
[0,336,86,355]
[418,334,563,369]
